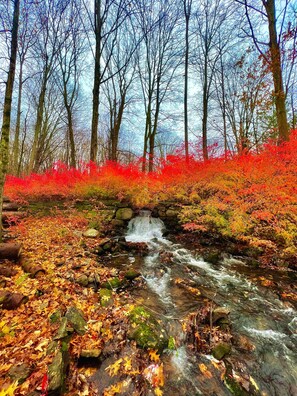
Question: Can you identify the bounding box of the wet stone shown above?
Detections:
[115,208,133,221]
[83,229,99,238]
[124,269,141,280]
[76,274,89,287]
[8,363,31,384]
[65,306,87,335]
[212,342,231,360]
[128,306,168,351]
[99,288,113,307]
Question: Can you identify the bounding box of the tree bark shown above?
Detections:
[0,0,20,241]
[184,1,192,162]
[91,0,102,163]
[0,243,22,260]
[263,0,289,142]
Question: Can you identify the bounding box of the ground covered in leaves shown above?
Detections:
[1,207,231,396]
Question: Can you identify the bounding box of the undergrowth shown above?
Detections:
[5,130,297,255]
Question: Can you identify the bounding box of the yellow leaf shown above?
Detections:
[154,387,163,396]
[198,363,213,379]
[149,349,160,362]
[123,357,132,372]
[250,376,259,391]
[0,381,19,396]
[105,358,123,376]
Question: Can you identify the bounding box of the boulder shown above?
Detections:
[124,269,141,280]
[128,306,168,351]
[8,363,31,384]
[76,274,89,287]
[99,288,113,307]
[115,208,133,221]
[65,306,87,335]
[101,277,124,290]
[80,349,102,359]
[48,349,69,395]
[212,342,231,360]
[83,229,99,238]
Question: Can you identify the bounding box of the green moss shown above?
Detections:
[99,288,113,307]
[101,277,123,290]
[128,306,168,351]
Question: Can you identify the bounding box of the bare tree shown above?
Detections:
[183,0,193,162]
[89,0,132,163]
[0,0,19,239]
[136,0,181,172]
[235,0,290,141]
[57,0,87,168]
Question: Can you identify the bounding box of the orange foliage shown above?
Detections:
[5,130,297,250]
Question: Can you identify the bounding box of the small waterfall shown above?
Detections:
[124,211,297,396]
[126,210,166,243]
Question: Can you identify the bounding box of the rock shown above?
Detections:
[203,249,222,265]
[101,277,123,290]
[48,350,69,395]
[65,306,87,335]
[83,229,99,238]
[165,209,179,217]
[80,349,101,359]
[128,306,168,351]
[8,363,31,384]
[212,342,231,360]
[115,208,133,221]
[212,307,230,324]
[99,288,113,307]
[111,219,125,227]
[76,274,89,287]
[53,317,73,340]
[124,269,141,280]
[234,334,255,352]
[49,310,62,324]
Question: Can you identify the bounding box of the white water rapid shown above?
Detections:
[125,211,297,396]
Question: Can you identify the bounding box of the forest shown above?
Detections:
[0,1,297,396]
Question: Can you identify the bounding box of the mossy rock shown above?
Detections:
[212,342,231,360]
[99,288,113,307]
[8,363,31,384]
[83,228,99,238]
[115,208,133,221]
[203,249,222,265]
[101,277,123,290]
[124,269,141,280]
[76,274,89,287]
[65,306,87,335]
[128,306,168,351]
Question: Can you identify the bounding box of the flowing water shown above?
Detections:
[125,211,297,396]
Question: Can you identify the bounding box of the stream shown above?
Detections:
[123,210,297,396]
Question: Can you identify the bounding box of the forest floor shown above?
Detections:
[0,203,296,396]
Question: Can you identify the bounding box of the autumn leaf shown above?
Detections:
[0,382,19,396]
[105,358,123,376]
[154,387,163,396]
[149,349,160,362]
[198,363,213,379]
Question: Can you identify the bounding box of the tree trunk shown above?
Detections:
[263,0,289,142]
[66,106,76,168]
[12,60,23,175]
[0,0,20,241]
[202,66,209,160]
[184,9,190,162]
[29,68,48,173]
[91,0,102,163]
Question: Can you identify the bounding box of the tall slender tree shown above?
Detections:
[0,0,20,239]
[236,0,290,141]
